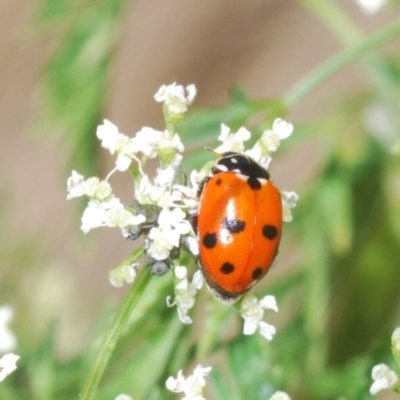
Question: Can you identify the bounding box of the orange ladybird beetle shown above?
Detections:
[192,152,282,302]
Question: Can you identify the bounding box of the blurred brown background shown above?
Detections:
[0,0,390,357]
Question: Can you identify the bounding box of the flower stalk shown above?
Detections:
[282,17,400,109]
[79,256,151,400]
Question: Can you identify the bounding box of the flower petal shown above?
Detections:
[260,295,278,312]
[259,321,277,341]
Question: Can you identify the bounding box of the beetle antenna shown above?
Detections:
[205,147,223,157]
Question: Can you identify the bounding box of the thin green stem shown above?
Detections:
[297,0,363,46]
[282,18,400,110]
[79,247,151,400]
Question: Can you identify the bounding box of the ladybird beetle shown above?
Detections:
[193,152,282,302]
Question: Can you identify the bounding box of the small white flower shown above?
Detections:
[192,270,204,290]
[159,208,192,236]
[239,293,278,340]
[136,175,174,207]
[268,391,291,400]
[132,129,184,165]
[96,120,137,171]
[172,186,198,209]
[245,118,293,166]
[148,230,176,261]
[154,83,197,118]
[115,152,134,172]
[67,172,113,201]
[113,134,138,172]
[80,198,144,234]
[175,265,188,280]
[166,364,211,400]
[245,145,272,170]
[214,124,251,154]
[84,177,113,201]
[108,264,137,288]
[392,327,400,358]
[96,119,122,154]
[147,208,192,261]
[115,395,133,400]
[186,85,197,105]
[258,321,277,341]
[354,0,386,14]
[105,198,146,229]
[67,170,87,200]
[272,118,293,141]
[133,127,163,159]
[167,267,203,324]
[0,305,17,353]
[81,200,107,233]
[154,164,177,187]
[148,225,178,260]
[158,131,185,156]
[281,191,299,222]
[0,353,19,382]
[370,363,399,395]
[173,170,201,209]
[183,235,199,257]
[258,118,293,155]
[147,225,178,261]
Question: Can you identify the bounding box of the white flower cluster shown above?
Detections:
[166,364,212,400]
[155,83,197,125]
[370,363,399,395]
[369,326,400,395]
[147,208,192,261]
[114,394,133,400]
[246,118,293,168]
[353,0,386,14]
[67,83,197,287]
[392,326,400,359]
[239,293,278,340]
[214,118,292,170]
[0,302,19,382]
[67,171,145,234]
[167,266,204,324]
[0,353,19,382]
[96,120,184,171]
[268,391,291,400]
[108,264,138,288]
[281,191,299,223]
[0,305,17,353]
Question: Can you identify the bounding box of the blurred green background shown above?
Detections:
[0,0,400,399]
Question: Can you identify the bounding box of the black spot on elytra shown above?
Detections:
[247,177,261,190]
[215,178,223,186]
[220,262,235,274]
[203,233,217,249]
[252,267,264,280]
[222,218,246,234]
[262,224,278,240]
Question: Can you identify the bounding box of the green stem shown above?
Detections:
[79,251,151,400]
[297,0,363,46]
[282,18,400,109]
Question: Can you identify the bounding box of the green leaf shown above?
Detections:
[35,0,127,175]
[319,176,353,255]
